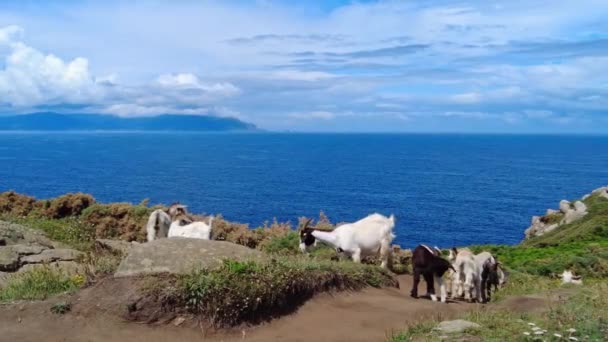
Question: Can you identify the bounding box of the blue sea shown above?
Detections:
[0,132,607,248]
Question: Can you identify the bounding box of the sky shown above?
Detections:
[0,0,607,133]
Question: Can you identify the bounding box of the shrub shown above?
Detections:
[50,301,72,314]
[0,267,84,301]
[42,193,95,219]
[170,257,397,327]
[81,203,154,241]
[0,191,38,217]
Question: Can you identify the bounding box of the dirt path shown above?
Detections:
[0,275,550,342]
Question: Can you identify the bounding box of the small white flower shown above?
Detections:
[567,328,577,333]
[534,331,544,335]
[528,323,537,326]
[554,333,563,338]
[569,337,579,341]
[523,332,531,336]
[532,327,541,331]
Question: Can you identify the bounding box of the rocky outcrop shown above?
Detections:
[524,186,607,239]
[0,221,85,287]
[115,238,264,277]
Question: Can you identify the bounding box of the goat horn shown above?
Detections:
[301,218,313,230]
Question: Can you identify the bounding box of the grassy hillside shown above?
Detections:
[470,192,608,278]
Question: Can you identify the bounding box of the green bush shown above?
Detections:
[260,231,300,255]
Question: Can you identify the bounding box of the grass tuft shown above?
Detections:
[0,267,84,301]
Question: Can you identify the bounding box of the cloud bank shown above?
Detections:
[0,0,607,132]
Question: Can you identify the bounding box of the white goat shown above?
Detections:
[168,215,215,240]
[449,247,480,302]
[561,270,583,285]
[145,209,172,242]
[299,213,396,268]
[146,203,189,242]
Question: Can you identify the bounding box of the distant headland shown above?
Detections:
[0,112,257,132]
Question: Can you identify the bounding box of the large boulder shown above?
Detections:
[0,221,63,248]
[115,238,264,277]
[558,200,571,213]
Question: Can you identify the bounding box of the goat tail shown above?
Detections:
[146,210,159,242]
[388,214,396,225]
[208,215,215,227]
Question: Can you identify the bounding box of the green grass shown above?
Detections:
[470,241,608,278]
[390,320,438,342]
[261,231,300,255]
[0,267,84,301]
[150,257,397,327]
[390,281,608,342]
[50,301,72,314]
[0,215,95,251]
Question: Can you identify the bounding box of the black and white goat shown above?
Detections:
[299,213,395,268]
[410,245,454,303]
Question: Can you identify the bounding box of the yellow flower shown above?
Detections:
[70,274,86,286]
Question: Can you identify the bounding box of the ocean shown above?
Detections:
[1,132,606,248]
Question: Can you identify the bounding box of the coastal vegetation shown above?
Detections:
[142,258,397,326]
[391,189,608,340]
[1,188,607,334]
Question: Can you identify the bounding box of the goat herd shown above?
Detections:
[146,205,506,304]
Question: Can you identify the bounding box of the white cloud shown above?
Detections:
[0,27,97,106]
[0,0,607,132]
[289,111,335,120]
[0,26,242,117]
[450,92,482,104]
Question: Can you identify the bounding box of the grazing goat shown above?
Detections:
[561,270,583,285]
[449,248,503,303]
[410,245,454,303]
[475,251,500,303]
[145,203,186,242]
[145,209,172,242]
[299,213,395,268]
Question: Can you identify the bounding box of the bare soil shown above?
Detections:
[0,275,558,342]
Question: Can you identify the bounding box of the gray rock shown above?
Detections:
[592,186,608,199]
[0,247,20,272]
[436,320,481,334]
[20,248,84,264]
[0,221,64,248]
[18,261,84,275]
[115,238,264,277]
[559,200,571,213]
[573,201,587,212]
[546,209,558,215]
[10,244,48,256]
[95,239,138,255]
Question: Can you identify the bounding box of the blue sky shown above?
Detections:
[0,0,607,132]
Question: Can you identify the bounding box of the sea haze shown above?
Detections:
[0,132,606,248]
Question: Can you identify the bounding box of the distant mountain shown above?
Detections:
[0,112,257,131]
